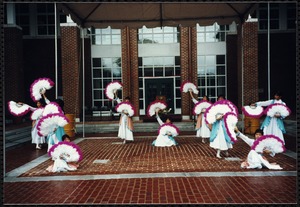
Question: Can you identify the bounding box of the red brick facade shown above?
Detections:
[242,22,259,106]
[180,26,198,120]
[121,28,140,120]
[4,26,24,103]
[61,26,81,117]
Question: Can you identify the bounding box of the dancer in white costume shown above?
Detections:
[46,134,80,172]
[22,94,50,150]
[152,111,178,147]
[235,128,282,170]
[189,90,211,143]
[114,92,134,144]
[209,95,232,158]
[251,91,288,144]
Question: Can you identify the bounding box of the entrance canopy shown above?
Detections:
[58,2,258,28]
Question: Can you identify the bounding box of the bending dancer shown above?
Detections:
[152,110,178,147]
[189,90,211,143]
[251,91,288,144]
[46,134,79,172]
[235,128,282,170]
[114,92,134,144]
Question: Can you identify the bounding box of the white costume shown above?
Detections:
[116,98,134,141]
[209,120,232,151]
[237,132,282,170]
[255,99,286,143]
[152,115,178,147]
[30,98,50,146]
[46,158,77,172]
[192,98,211,139]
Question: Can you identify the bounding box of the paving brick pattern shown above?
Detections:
[4,176,296,204]
[4,133,297,205]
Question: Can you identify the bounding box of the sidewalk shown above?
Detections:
[3,130,297,205]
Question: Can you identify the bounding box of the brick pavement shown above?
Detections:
[3,133,298,205]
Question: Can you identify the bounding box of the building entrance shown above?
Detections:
[145,78,174,114]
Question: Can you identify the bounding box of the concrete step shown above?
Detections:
[5,126,32,149]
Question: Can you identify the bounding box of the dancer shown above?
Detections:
[208,96,233,158]
[46,134,80,172]
[251,91,289,144]
[152,110,178,147]
[235,128,282,170]
[114,92,134,144]
[189,90,211,143]
[20,93,50,150]
[46,99,66,152]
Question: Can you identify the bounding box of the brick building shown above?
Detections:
[4,3,296,123]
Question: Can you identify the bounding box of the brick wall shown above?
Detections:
[4,26,24,103]
[242,22,259,106]
[180,26,197,119]
[61,26,81,117]
[121,27,140,120]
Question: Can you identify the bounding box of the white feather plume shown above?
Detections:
[49,143,81,162]
[147,101,167,117]
[158,124,179,136]
[224,112,238,143]
[115,102,135,117]
[105,81,123,100]
[265,104,291,118]
[7,101,31,116]
[242,105,264,118]
[42,102,63,116]
[37,113,69,136]
[193,101,212,115]
[181,82,199,94]
[30,78,54,102]
[31,108,44,120]
[204,103,232,124]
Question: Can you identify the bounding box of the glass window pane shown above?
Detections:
[93,58,101,67]
[103,68,111,77]
[206,56,216,65]
[102,58,111,67]
[154,67,163,76]
[175,56,180,65]
[199,77,205,86]
[138,57,143,66]
[206,66,216,75]
[165,67,174,76]
[139,89,143,98]
[164,33,174,43]
[217,87,225,97]
[139,100,144,109]
[102,35,111,44]
[153,34,163,43]
[200,88,206,97]
[176,99,181,108]
[93,90,102,99]
[93,69,102,78]
[197,33,205,42]
[113,68,121,77]
[144,68,153,76]
[138,68,143,77]
[206,32,216,42]
[216,55,225,64]
[206,25,214,31]
[112,58,121,67]
[198,66,205,75]
[175,78,181,87]
[175,67,181,76]
[153,57,164,66]
[164,57,174,65]
[38,26,47,35]
[197,56,205,66]
[103,79,111,88]
[142,34,153,43]
[176,88,181,97]
[207,87,216,97]
[207,76,215,86]
[111,35,121,44]
[139,78,143,87]
[143,57,153,66]
[217,76,225,85]
[217,66,225,75]
[93,79,102,88]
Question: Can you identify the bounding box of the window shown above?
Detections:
[197,55,226,102]
[92,57,122,108]
[138,26,179,44]
[258,3,296,31]
[15,3,66,37]
[196,23,230,43]
[91,27,121,45]
[15,4,30,35]
[138,56,181,109]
